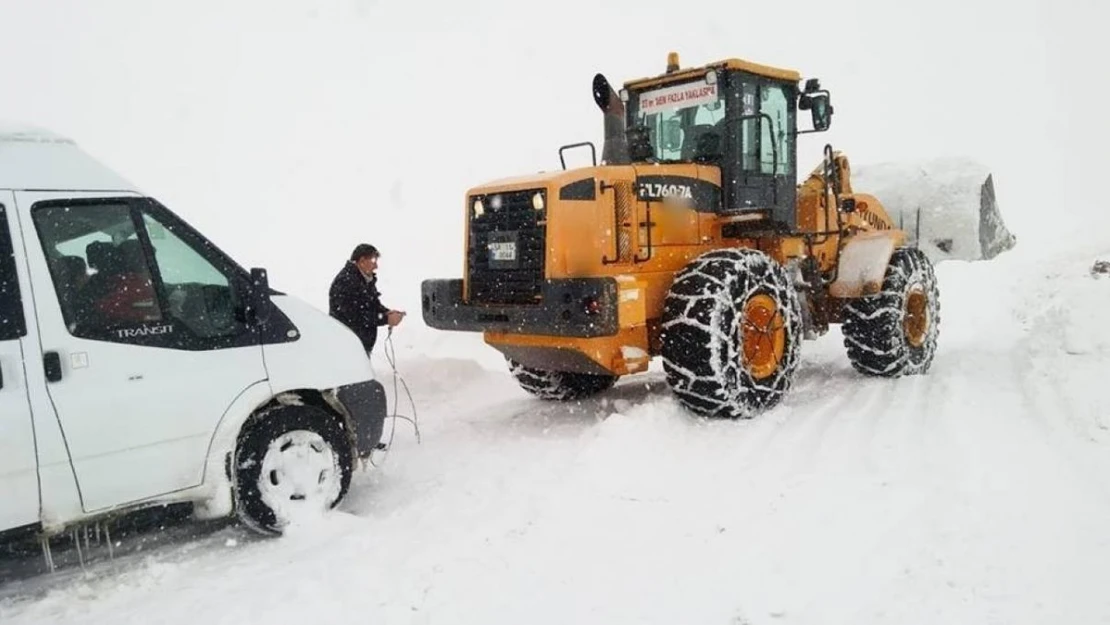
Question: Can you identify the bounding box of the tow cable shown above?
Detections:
[368,326,420,468]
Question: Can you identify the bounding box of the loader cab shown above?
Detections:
[622,56,832,230]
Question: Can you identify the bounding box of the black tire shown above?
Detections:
[842,246,940,377]
[233,404,353,535]
[661,248,803,419]
[507,359,618,401]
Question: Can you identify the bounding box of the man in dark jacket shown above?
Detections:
[329,243,404,354]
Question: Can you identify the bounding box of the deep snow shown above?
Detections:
[2,244,1109,624]
[2,0,1109,622]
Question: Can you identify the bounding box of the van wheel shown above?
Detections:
[233,404,353,535]
[842,247,940,376]
[507,359,618,400]
[661,248,804,419]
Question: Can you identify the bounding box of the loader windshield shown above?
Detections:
[630,78,725,163]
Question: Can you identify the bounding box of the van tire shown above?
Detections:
[233,404,353,535]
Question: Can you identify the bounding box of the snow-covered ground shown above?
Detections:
[2,0,1109,622]
[2,243,1108,624]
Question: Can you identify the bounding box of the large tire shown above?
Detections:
[507,359,618,401]
[842,246,940,376]
[233,404,353,535]
[661,248,804,419]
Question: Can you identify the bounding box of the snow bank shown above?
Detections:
[852,157,1017,263]
[1019,250,1110,442]
[1061,263,1110,356]
[1021,252,1110,357]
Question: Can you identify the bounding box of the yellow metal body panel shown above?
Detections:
[624,57,802,90]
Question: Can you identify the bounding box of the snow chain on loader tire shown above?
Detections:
[842,246,941,377]
[661,248,803,419]
[507,359,618,401]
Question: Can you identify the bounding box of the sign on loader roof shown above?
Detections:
[638,82,719,115]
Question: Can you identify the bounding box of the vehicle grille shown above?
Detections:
[467,189,546,305]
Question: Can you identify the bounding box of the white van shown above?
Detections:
[0,125,386,541]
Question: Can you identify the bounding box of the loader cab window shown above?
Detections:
[759,84,792,175]
[631,76,725,163]
[733,79,795,176]
[721,74,799,220]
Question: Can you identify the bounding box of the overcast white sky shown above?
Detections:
[0,0,1105,314]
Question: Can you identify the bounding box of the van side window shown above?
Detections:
[33,203,161,338]
[0,205,27,340]
[32,200,252,349]
[139,211,245,339]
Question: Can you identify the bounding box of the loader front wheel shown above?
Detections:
[507,359,618,401]
[661,248,803,419]
[842,246,940,377]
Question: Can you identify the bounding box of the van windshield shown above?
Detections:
[630,78,725,163]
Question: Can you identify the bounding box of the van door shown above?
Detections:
[0,195,41,530]
[17,192,269,512]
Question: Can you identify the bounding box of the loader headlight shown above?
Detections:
[472,199,484,217]
[532,192,545,211]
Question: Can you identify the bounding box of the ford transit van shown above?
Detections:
[0,125,386,539]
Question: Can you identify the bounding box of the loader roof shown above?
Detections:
[0,122,137,192]
[624,56,801,90]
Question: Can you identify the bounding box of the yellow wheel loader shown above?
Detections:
[421,52,941,418]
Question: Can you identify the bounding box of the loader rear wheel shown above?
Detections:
[507,359,618,401]
[661,248,803,419]
[842,246,940,377]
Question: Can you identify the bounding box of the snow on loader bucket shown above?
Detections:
[852,158,1016,263]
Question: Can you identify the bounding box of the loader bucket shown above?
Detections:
[851,158,1016,263]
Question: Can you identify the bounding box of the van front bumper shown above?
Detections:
[336,380,387,458]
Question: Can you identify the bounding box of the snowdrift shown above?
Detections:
[853,158,1017,263]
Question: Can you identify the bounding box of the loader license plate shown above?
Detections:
[489,241,516,261]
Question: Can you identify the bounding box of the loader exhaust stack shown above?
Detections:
[592,73,630,165]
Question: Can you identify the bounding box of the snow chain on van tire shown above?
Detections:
[842,246,941,377]
[661,248,803,419]
[233,404,353,535]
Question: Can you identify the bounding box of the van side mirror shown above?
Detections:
[238,267,273,325]
[251,267,270,294]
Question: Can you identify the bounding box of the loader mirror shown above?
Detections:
[809,93,832,131]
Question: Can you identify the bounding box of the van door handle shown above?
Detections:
[44,351,63,383]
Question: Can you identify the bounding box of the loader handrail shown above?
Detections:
[600,180,621,264]
[558,141,597,170]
